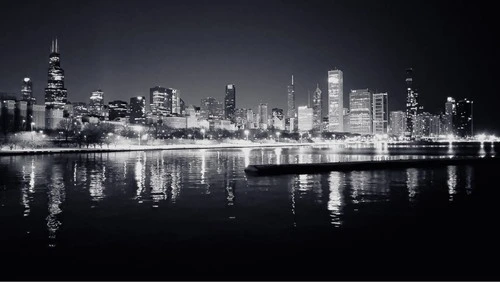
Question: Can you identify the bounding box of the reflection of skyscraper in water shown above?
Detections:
[150,156,167,204]
[406,169,419,203]
[21,159,36,217]
[46,165,66,248]
[89,165,106,202]
[447,166,458,202]
[328,172,344,227]
[274,147,282,165]
[135,153,146,199]
[169,160,182,204]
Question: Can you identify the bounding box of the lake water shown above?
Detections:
[1,143,499,279]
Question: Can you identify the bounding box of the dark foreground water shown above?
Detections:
[1,143,499,279]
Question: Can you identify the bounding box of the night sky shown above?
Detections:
[0,0,498,133]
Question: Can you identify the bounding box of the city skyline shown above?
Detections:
[0,0,498,133]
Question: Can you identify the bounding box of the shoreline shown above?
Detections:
[0,140,497,156]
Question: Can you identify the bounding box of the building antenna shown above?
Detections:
[55,37,58,53]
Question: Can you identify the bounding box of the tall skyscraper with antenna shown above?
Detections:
[44,38,68,110]
[328,69,343,132]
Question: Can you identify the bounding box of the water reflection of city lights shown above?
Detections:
[327,172,343,227]
[447,166,457,202]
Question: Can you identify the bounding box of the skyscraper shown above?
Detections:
[455,99,473,138]
[150,86,170,118]
[287,75,296,120]
[130,96,146,124]
[372,92,388,134]
[200,97,223,120]
[89,89,104,116]
[298,106,314,132]
[389,111,406,137]
[224,84,236,122]
[442,97,456,135]
[328,69,343,132]
[44,38,67,110]
[349,89,372,135]
[405,68,420,138]
[170,88,181,115]
[271,108,285,130]
[109,100,129,121]
[21,77,35,104]
[312,84,322,133]
[258,103,268,130]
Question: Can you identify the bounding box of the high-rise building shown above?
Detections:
[343,108,350,133]
[73,102,89,119]
[44,39,68,110]
[224,84,236,122]
[45,108,64,130]
[349,89,372,135]
[271,108,285,130]
[258,103,268,130]
[287,75,296,120]
[441,97,456,135]
[405,68,420,138]
[21,77,36,104]
[235,108,248,129]
[455,99,473,138]
[170,88,181,115]
[372,92,388,134]
[129,96,146,124]
[200,97,223,120]
[109,100,129,121]
[328,69,343,132]
[298,106,314,132]
[389,111,406,137]
[89,89,104,116]
[32,105,46,130]
[150,86,170,118]
[312,84,322,133]
[414,112,440,138]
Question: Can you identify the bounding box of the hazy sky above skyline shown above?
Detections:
[0,0,498,132]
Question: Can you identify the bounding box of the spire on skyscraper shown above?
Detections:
[292,75,294,86]
[55,38,58,53]
[51,39,54,53]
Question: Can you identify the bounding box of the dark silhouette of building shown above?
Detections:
[455,99,473,138]
[130,96,146,124]
[109,100,129,121]
[405,68,420,139]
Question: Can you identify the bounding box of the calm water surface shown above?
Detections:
[1,144,499,279]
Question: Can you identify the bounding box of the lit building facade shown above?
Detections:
[328,69,343,132]
[32,105,46,130]
[224,84,236,122]
[298,106,313,132]
[258,103,268,130]
[44,39,68,110]
[73,102,89,119]
[405,68,420,138]
[349,89,372,135]
[21,77,36,104]
[372,92,388,134]
[389,111,406,137]
[287,75,296,120]
[150,86,170,118]
[271,108,285,130]
[89,89,104,116]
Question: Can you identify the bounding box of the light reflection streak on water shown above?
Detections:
[242,148,251,168]
[406,168,418,203]
[171,159,181,203]
[46,166,65,248]
[135,153,146,199]
[327,172,343,227]
[200,149,206,184]
[89,165,106,202]
[447,166,458,201]
[465,166,473,195]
